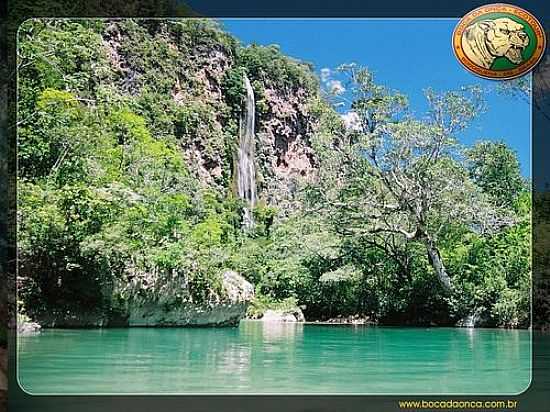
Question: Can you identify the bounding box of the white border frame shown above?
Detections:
[14,16,534,397]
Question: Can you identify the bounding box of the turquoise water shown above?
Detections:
[17,321,531,394]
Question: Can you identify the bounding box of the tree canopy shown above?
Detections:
[16,20,531,328]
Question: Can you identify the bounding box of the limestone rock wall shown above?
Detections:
[256,85,317,208]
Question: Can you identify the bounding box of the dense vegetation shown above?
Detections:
[17,19,531,328]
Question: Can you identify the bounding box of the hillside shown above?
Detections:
[17,19,531,328]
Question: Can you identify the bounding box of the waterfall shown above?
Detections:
[236,74,257,229]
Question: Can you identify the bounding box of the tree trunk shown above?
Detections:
[425,238,452,291]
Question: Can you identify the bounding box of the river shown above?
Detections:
[17,321,530,394]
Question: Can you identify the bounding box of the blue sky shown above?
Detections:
[221,19,531,177]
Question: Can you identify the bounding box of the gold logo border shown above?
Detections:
[452,3,546,80]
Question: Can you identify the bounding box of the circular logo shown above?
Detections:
[453,3,546,79]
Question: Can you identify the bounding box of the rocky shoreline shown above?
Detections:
[23,271,255,329]
[310,314,375,325]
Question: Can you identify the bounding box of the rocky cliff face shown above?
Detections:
[256,85,317,207]
[102,20,235,190]
[17,19,322,329]
[100,20,319,204]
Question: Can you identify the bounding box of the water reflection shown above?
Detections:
[240,320,304,342]
[18,324,530,394]
[465,327,475,350]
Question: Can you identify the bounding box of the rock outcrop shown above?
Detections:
[128,271,254,327]
[101,21,321,212]
[34,271,254,328]
[128,302,248,327]
[261,307,305,323]
[221,270,255,303]
[17,321,41,336]
[256,85,317,208]
[456,310,491,328]
[16,312,42,335]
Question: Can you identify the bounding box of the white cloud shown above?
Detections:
[327,80,345,95]
[341,111,362,131]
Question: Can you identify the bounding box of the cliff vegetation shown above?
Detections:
[17,19,531,328]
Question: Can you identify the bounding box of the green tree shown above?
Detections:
[308,65,512,293]
[466,141,526,208]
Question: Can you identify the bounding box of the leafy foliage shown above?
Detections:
[236,44,316,90]
[17,20,531,328]
[466,141,526,207]
[301,66,530,326]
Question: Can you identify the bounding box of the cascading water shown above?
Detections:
[236,75,257,229]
